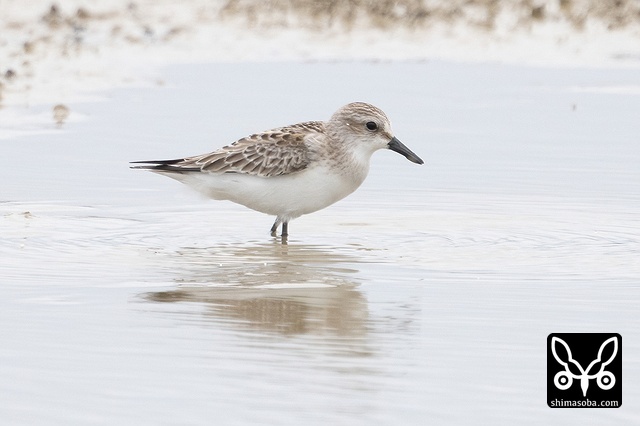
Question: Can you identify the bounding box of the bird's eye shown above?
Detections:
[365,121,378,131]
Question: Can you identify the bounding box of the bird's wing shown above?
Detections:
[131,121,325,177]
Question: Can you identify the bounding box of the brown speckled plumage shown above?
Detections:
[131,102,423,238]
[137,121,326,177]
[189,122,326,177]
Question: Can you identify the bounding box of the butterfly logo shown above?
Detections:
[551,336,618,397]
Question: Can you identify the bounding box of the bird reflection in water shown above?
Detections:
[143,242,369,337]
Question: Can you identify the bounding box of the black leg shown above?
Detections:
[282,221,289,237]
[270,218,281,237]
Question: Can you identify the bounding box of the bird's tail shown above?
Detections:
[129,159,199,173]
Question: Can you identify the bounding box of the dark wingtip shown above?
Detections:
[130,158,184,165]
[129,158,197,172]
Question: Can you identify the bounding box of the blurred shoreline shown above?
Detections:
[1,0,639,113]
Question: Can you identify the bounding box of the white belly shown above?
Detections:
[159,164,368,220]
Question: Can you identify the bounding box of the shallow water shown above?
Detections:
[1,62,639,424]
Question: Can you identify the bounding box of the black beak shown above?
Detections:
[388,137,424,165]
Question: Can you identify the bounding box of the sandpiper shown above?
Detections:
[132,102,423,238]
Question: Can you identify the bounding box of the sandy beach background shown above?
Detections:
[1,0,640,115]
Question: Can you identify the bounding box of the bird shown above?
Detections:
[131,102,423,239]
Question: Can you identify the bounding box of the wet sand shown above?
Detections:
[1,62,639,424]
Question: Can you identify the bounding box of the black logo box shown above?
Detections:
[547,333,621,408]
